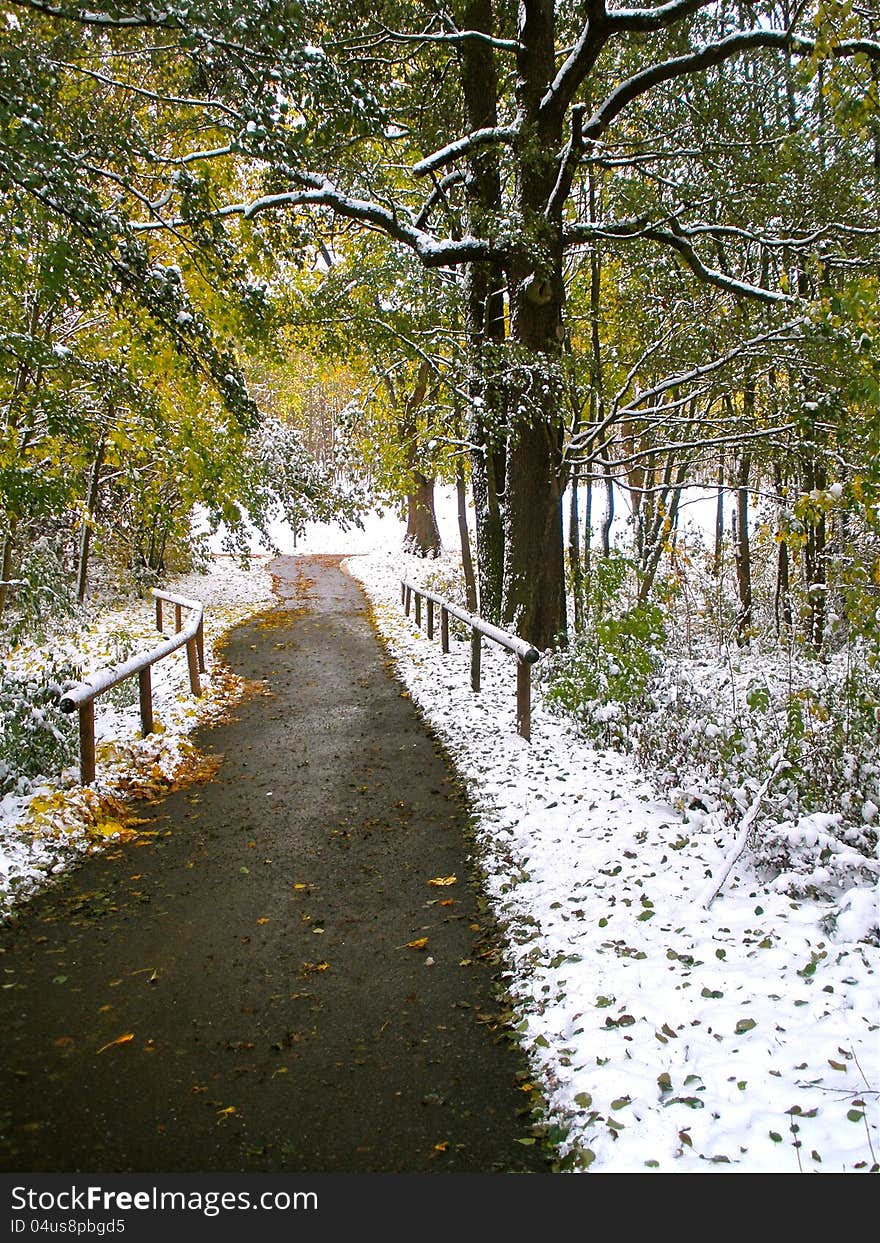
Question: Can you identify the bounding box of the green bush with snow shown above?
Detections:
[0,657,78,795]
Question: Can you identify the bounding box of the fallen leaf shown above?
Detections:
[216,1106,237,1118]
[428,876,457,887]
[301,961,329,975]
[256,917,270,925]
[406,937,429,950]
[96,1032,134,1055]
[439,899,455,907]
[434,1140,448,1152]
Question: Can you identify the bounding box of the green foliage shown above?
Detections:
[544,556,666,746]
[0,654,78,795]
[1,538,79,645]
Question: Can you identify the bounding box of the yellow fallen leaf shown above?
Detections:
[434,1141,448,1152]
[256,917,270,925]
[293,883,309,891]
[406,937,429,950]
[428,876,457,887]
[439,898,455,907]
[96,1032,134,1055]
[216,1106,237,1118]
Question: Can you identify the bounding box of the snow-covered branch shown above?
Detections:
[580,29,880,146]
[8,0,175,27]
[412,126,519,179]
[564,217,796,304]
[572,423,799,471]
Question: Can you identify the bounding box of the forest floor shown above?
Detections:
[0,555,547,1173]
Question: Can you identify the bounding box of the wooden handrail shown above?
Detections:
[400,578,541,740]
[60,589,206,784]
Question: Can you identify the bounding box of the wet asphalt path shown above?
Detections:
[0,555,547,1173]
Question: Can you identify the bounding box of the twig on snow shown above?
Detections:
[700,750,788,909]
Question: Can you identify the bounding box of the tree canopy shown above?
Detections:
[2,0,879,645]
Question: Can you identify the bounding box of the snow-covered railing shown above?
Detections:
[400,578,541,741]
[60,589,206,784]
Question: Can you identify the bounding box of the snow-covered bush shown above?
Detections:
[636,650,880,913]
[1,537,79,644]
[0,657,78,795]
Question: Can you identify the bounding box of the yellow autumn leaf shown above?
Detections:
[216,1106,237,1118]
[427,876,457,887]
[434,1141,449,1152]
[96,1032,134,1054]
[406,937,429,950]
[256,917,270,925]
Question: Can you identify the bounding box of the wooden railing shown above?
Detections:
[400,579,541,740]
[60,589,206,784]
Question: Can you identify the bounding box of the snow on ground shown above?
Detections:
[1,490,878,1173]
[349,548,880,1173]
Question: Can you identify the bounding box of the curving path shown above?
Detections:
[0,555,547,1173]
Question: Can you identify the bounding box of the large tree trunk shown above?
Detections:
[501,0,567,649]
[398,363,442,557]
[461,0,506,622]
[404,473,441,557]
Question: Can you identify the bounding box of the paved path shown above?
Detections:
[0,556,547,1173]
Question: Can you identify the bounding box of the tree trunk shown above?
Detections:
[772,462,792,640]
[456,462,478,612]
[568,471,583,632]
[76,433,107,602]
[461,0,506,622]
[0,528,15,623]
[732,450,753,646]
[500,0,567,650]
[404,473,441,557]
[713,453,725,579]
[802,457,827,651]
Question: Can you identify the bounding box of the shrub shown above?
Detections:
[0,656,79,794]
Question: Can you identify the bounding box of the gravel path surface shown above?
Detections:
[0,555,547,1173]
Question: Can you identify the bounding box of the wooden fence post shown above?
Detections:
[470,628,481,692]
[516,658,531,741]
[175,603,183,632]
[79,702,96,785]
[414,592,421,628]
[196,617,206,673]
[441,607,449,653]
[155,597,163,631]
[427,597,434,639]
[404,585,412,617]
[139,666,154,735]
[186,638,202,696]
